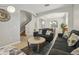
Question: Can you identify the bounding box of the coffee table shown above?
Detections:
[28,37,45,52]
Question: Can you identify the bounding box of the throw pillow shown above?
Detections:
[46,30,51,35]
[67,33,78,46]
[38,30,42,34]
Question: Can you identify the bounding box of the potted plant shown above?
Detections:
[61,23,67,36]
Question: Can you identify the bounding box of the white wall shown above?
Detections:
[73,5,79,30]
[0,5,20,47]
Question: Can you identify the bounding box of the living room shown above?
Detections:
[0,4,79,55]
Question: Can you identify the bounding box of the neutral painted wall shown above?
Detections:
[73,5,79,30]
[0,5,20,47]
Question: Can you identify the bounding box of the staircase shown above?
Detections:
[20,10,32,35]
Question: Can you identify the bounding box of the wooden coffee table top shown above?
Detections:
[28,37,45,44]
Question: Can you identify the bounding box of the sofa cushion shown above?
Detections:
[69,30,79,38]
[67,33,78,46]
[46,30,52,35]
[42,29,47,35]
[49,48,70,55]
[75,41,79,48]
[38,29,42,34]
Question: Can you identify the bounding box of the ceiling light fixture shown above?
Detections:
[7,6,15,13]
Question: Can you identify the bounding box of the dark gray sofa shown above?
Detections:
[49,30,79,55]
[33,28,53,42]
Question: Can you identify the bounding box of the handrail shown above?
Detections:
[20,16,32,33]
[46,28,58,55]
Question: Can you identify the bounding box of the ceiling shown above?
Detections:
[17,4,65,13]
[0,4,65,14]
[39,12,66,19]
